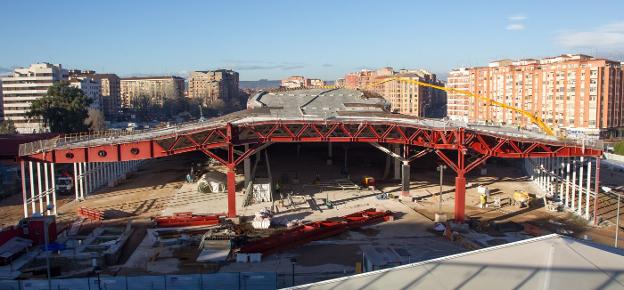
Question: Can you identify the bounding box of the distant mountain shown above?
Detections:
[240,79,281,89]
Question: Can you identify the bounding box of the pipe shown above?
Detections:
[21,160,28,218]
[29,161,35,214]
[593,158,601,225]
[578,157,584,216]
[37,162,43,214]
[571,158,577,211]
[51,163,57,215]
[74,163,79,201]
[44,163,50,215]
[586,160,592,219]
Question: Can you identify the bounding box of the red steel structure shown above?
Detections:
[19,119,602,222]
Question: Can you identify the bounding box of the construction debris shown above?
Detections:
[251,208,273,229]
[153,212,222,228]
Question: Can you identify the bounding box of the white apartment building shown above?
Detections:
[70,77,102,110]
[446,68,471,122]
[1,63,68,133]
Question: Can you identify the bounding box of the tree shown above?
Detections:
[130,95,157,122]
[85,108,106,131]
[29,81,92,133]
[0,120,17,134]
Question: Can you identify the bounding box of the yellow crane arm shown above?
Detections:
[366,77,555,136]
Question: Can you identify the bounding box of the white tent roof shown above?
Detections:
[286,234,624,290]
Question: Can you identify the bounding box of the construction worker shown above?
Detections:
[479,193,487,209]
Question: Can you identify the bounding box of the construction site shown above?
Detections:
[1,87,623,290]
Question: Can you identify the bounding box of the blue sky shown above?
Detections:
[2,0,624,81]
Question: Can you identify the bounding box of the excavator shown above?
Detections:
[363,77,556,136]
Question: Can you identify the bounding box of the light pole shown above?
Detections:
[602,186,620,248]
[43,204,53,290]
[437,165,447,213]
[291,258,297,286]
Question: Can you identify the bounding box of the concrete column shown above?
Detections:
[401,161,410,198]
[565,158,571,208]
[327,142,333,165]
[393,144,400,180]
[74,163,79,201]
[37,162,43,214]
[21,161,28,218]
[559,158,565,202]
[585,160,592,219]
[244,145,251,187]
[44,163,50,215]
[29,161,35,214]
[578,157,584,216]
[571,158,577,211]
[51,163,57,215]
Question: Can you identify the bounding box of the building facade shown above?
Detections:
[69,70,121,119]
[447,54,624,138]
[1,63,68,133]
[187,70,239,105]
[281,76,306,89]
[446,68,471,122]
[343,67,446,117]
[69,76,102,110]
[120,76,185,107]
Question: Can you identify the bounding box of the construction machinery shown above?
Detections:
[365,77,556,136]
[511,190,535,208]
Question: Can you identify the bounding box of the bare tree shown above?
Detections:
[85,108,106,131]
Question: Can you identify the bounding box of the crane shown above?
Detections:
[364,77,556,136]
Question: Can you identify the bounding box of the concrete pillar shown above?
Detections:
[559,158,565,202]
[578,157,584,216]
[327,142,333,165]
[36,162,43,214]
[244,145,251,187]
[74,163,79,201]
[44,163,50,215]
[571,158,577,211]
[393,144,400,180]
[29,161,35,214]
[21,161,28,218]
[401,161,410,198]
[51,163,57,215]
[586,160,592,219]
[565,158,571,208]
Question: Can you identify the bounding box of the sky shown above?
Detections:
[2,0,624,81]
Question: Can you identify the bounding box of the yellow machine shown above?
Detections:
[511,190,535,208]
[365,77,556,136]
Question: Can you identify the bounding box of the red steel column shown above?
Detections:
[226,123,237,218]
[227,165,236,218]
[455,128,466,222]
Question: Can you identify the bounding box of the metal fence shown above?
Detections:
[0,272,276,290]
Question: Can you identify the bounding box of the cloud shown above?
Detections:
[557,22,624,51]
[321,63,333,67]
[506,24,525,31]
[508,15,527,21]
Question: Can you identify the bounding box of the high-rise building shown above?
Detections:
[342,67,446,117]
[447,54,624,139]
[446,68,471,122]
[1,63,68,133]
[120,76,185,107]
[188,70,239,105]
[69,76,102,110]
[69,70,121,119]
[373,70,446,117]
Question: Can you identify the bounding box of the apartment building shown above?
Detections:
[307,78,326,87]
[343,67,446,117]
[373,70,446,117]
[188,70,239,105]
[1,63,68,133]
[281,76,306,89]
[69,76,102,110]
[120,76,185,107]
[447,54,624,138]
[69,70,121,119]
[446,68,471,122]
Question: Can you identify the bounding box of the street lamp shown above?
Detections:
[437,165,447,213]
[43,204,53,290]
[290,258,297,286]
[603,186,620,248]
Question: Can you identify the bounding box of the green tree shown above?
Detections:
[28,82,92,133]
[0,120,17,134]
